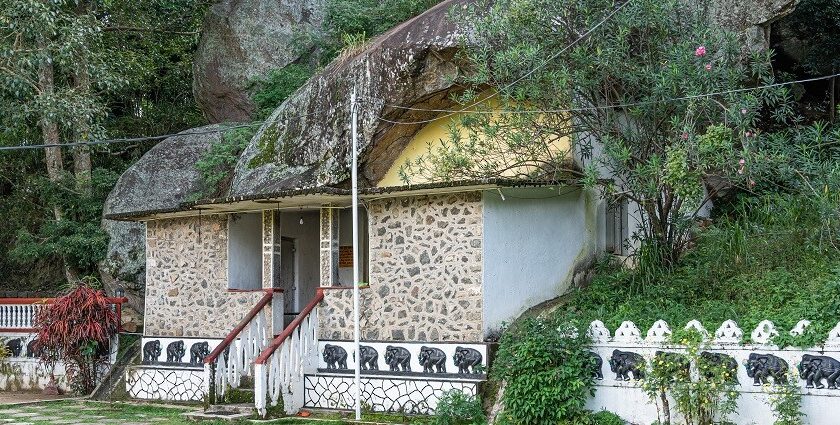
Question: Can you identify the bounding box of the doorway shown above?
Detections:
[280,237,297,327]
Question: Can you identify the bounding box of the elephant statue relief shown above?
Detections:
[357,345,379,371]
[453,347,483,375]
[190,342,210,365]
[25,338,41,358]
[586,351,604,380]
[418,346,447,373]
[746,353,788,386]
[323,344,348,370]
[609,350,645,381]
[385,346,411,372]
[5,338,22,357]
[799,354,840,389]
[166,340,186,363]
[143,340,161,363]
[654,351,690,382]
[700,352,739,383]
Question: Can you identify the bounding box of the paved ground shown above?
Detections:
[0,392,70,405]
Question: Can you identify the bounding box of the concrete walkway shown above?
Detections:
[0,392,70,405]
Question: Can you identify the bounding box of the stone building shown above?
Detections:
[105,0,630,413]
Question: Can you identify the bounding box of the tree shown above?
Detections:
[34,284,119,394]
[402,0,792,268]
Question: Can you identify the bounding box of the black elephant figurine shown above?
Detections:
[4,338,22,357]
[384,346,411,372]
[25,338,41,358]
[586,351,604,380]
[323,344,348,370]
[654,351,690,382]
[609,350,645,381]
[799,354,840,389]
[143,340,161,363]
[358,345,378,371]
[746,353,788,385]
[418,346,447,373]
[700,351,739,383]
[190,341,210,365]
[453,347,483,374]
[166,340,186,363]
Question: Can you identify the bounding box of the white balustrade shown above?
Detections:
[0,303,44,330]
[204,309,269,401]
[254,307,319,416]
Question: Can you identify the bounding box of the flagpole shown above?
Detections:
[351,86,362,421]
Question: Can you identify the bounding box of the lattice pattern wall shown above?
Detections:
[125,366,206,402]
[304,375,477,414]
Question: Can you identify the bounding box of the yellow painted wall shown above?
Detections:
[377,104,571,187]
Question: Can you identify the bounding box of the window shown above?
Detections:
[606,199,629,256]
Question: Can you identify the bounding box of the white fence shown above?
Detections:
[0,304,44,330]
[586,319,840,425]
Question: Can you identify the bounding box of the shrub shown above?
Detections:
[434,390,486,425]
[493,317,594,424]
[34,284,119,394]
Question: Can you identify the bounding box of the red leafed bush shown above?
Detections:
[34,284,119,394]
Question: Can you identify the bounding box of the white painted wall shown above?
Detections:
[277,211,320,311]
[228,213,262,290]
[338,208,368,287]
[482,187,598,335]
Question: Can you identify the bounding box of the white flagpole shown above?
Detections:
[351,86,362,421]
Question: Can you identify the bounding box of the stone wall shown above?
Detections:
[319,192,484,342]
[144,215,263,337]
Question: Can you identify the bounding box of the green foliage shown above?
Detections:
[193,126,257,200]
[9,169,117,277]
[558,192,840,347]
[433,390,486,425]
[403,0,794,269]
[250,64,314,120]
[587,411,625,425]
[765,371,805,425]
[642,332,738,425]
[493,317,594,424]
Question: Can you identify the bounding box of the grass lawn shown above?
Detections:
[0,400,430,424]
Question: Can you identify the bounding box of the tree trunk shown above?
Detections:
[37,39,63,220]
[660,390,671,425]
[831,74,836,125]
[72,60,93,193]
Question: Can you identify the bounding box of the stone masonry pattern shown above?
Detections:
[319,193,484,342]
[145,216,262,337]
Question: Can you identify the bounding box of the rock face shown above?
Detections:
[193,0,325,123]
[230,0,468,196]
[101,125,225,312]
[710,0,799,51]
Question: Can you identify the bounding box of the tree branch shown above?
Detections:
[102,27,199,36]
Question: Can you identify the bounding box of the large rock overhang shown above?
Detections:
[228,0,473,198]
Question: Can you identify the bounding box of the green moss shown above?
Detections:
[248,122,280,169]
[223,387,255,404]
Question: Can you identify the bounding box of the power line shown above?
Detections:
[370,72,840,125]
[0,109,328,152]
[365,0,635,126]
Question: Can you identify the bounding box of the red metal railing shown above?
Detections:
[0,297,127,333]
[254,288,324,365]
[203,289,280,365]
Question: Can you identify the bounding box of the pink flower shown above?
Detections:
[681,132,689,140]
[695,45,707,57]
[745,131,753,137]
[705,63,712,71]
[749,179,756,188]
[740,108,748,115]
[739,159,746,165]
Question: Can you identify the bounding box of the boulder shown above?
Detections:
[230,0,468,196]
[101,125,225,311]
[710,0,799,51]
[193,0,324,123]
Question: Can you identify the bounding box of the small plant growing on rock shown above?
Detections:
[34,284,119,395]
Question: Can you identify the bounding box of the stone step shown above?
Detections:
[184,403,254,421]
